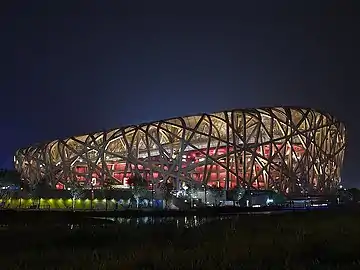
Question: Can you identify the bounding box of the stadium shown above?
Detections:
[14,107,346,195]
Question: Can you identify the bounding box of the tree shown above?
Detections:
[0,169,22,208]
[69,187,85,211]
[341,188,357,203]
[127,173,148,208]
[102,180,116,211]
[0,188,13,208]
[230,185,245,206]
[67,180,85,211]
[0,169,22,188]
[29,177,51,209]
[160,179,174,209]
[179,183,198,208]
[233,185,245,200]
[209,185,224,206]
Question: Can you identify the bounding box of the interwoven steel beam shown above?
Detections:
[14,107,346,194]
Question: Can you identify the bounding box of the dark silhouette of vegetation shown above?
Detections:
[209,185,224,206]
[0,189,13,208]
[26,177,52,208]
[232,185,245,200]
[0,170,20,207]
[0,169,21,187]
[160,179,174,209]
[127,173,148,208]
[346,188,360,202]
[102,178,118,210]
[226,185,245,205]
[66,180,85,211]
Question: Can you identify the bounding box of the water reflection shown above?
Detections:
[87,215,234,229]
[2,210,285,231]
[0,216,230,231]
[86,210,280,229]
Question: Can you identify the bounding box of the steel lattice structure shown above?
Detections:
[14,107,346,194]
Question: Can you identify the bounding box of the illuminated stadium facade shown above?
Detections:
[14,107,346,195]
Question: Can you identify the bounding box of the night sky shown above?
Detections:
[1,1,359,186]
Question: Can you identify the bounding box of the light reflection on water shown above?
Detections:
[66,215,235,230]
[84,210,281,229]
[101,211,280,225]
[0,210,288,231]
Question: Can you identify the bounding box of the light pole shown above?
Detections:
[202,184,207,206]
[151,183,154,208]
[183,184,191,207]
[91,177,96,210]
[90,186,94,210]
[19,189,22,209]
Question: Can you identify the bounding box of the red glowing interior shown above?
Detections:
[59,144,305,189]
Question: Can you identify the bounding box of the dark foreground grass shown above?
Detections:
[2,210,360,269]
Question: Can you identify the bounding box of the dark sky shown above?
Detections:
[1,1,359,186]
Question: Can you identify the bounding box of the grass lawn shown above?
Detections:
[1,209,360,269]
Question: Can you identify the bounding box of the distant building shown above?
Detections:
[14,107,346,195]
